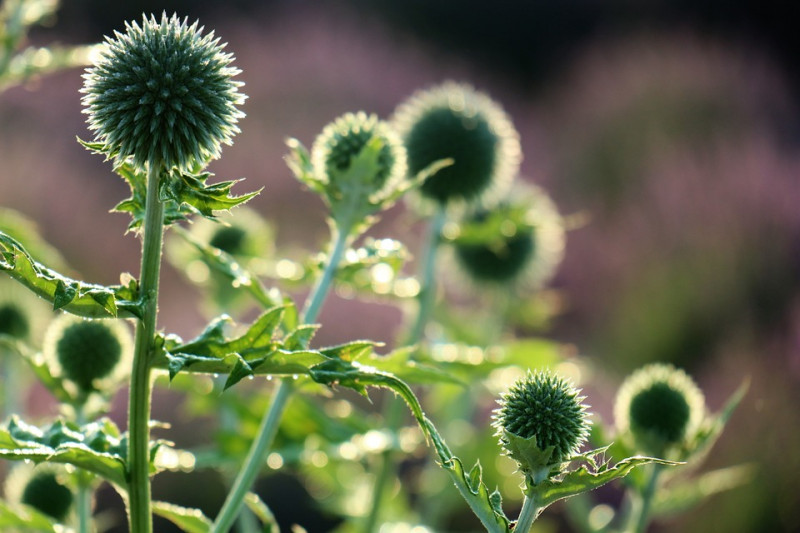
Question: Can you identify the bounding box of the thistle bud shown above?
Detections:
[614,363,705,457]
[393,82,520,206]
[494,370,590,483]
[44,315,132,395]
[81,13,246,171]
[5,464,73,521]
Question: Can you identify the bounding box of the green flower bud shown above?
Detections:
[44,315,133,394]
[81,12,246,171]
[615,363,705,456]
[449,185,565,288]
[393,82,520,206]
[311,111,407,204]
[0,302,29,339]
[0,278,51,343]
[5,464,73,521]
[494,370,590,483]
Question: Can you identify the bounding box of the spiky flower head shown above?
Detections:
[615,363,705,456]
[494,370,590,482]
[4,464,73,521]
[392,81,521,206]
[81,12,246,171]
[448,185,565,289]
[44,315,132,395]
[307,111,407,227]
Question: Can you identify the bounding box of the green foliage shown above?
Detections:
[0,417,130,487]
[0,500,64,532]
[0,230,140,319]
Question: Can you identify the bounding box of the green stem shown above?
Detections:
[515,493,543,533]
[407,208,446,344]
[75,407,92,533]
[128,162,166,533]
[211,378,293,533]
[302,226,350,323]
[363,208,446,532]
[629,463,663,533]
[211,224,352,533]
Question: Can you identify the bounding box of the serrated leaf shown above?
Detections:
[0,416,128,487]
[224,356,254,391]
[244,492,280,533]
[534,455,680,507]
[320,340,381,362]
[153,501,212,533]
[283,325,319,351]
[0,231,140,318]
[285,138,325,195]
[161,169,261,219]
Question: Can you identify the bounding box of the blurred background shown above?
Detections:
[1,1,799,531]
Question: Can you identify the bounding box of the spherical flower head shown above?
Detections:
[81,12,246,171]
[454,209,535,284]
[449,184,566,288]
[0,278,51,343]
[615,363,705,456]
[0,301,29,339]
[5,464,73,521]
[494,370,590,481]
[44,315,133,395]
[392,82,521,206]
[311,112,407,204]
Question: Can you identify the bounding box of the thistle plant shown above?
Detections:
[80,13,247,532]
[0,11,749,533]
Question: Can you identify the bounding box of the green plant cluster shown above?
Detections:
[0,5,748,533]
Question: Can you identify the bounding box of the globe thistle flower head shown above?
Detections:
[494,370,590,481]
[393,82,521,206]
[0,301,29,339]
[5,464,73,522]
[311,111,407,203]
[449,184,566,288]
[0,278,51,343]
[44,315,133,395]
[615,363,705,456]
[81,12,246,171]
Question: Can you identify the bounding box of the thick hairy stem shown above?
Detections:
[127,162,165,533]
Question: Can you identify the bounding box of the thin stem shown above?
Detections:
[128,162,166,533]
[211,224,352,533]
[515,493,543,533]
[407,207,446,344]
[302,227,350,323]
[363,207,446,532]
[211,378,293,533]
[75,407,92,533]
[629,463,663,533]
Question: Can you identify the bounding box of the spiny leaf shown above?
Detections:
[283,325,320,351]
[534,454,681,507]
[153,501,212,533]
[0,231,140,318]
[320,340,381,362]
[224,356,254,391]
[160,169,261,219]
[0,416,128,487]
